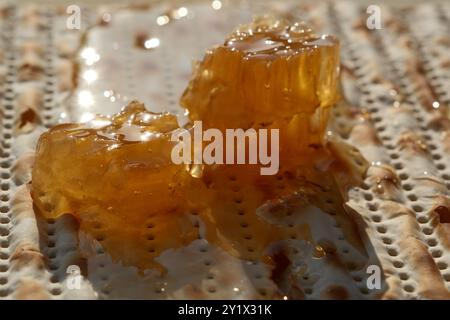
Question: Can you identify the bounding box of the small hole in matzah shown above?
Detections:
[393,261,404,268]
[402,184,412,191]
[359,287,369,294]
[403,285,414,293]
[427,239,437,247]
[0,206,9,213]
[49,263,58,271]
[353,275,363,282]
[361,182,370,190]
[377,226,387,233]
[444,274,450,282]
[372,215,381,223]
[368,203,378,211]
[432,154,442,160]
[390,153,399,160]
[51,288,62,295]
[373,116,382,123]
[407,194,418,201]
[423,227,433,235]
[394,163,403,170]
[204,260,212,266]
[417,216,428,224]
[412,205,423,212]
[152,287,163,294]
[364,193,373,201]
[437,164,446,170]
[102,288,111,295]
[207,273,215,280]
[431,250,443,258]
[346,262,357,270]
[442,174,450,180]
[437,262,447,270]
[208,287,216,293]
[1,172,10,179]
[0,278,7,285]
[399,273,409,280]
[399,173,409,180]
[387,248,398,256]
[258,288,268,296]
[0,228,9,237]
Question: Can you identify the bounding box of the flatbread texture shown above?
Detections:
[1,0,450,299]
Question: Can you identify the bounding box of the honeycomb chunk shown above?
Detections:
[181,17,340,156]
[31,101,201,270]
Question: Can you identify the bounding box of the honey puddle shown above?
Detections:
[31,18,368,278]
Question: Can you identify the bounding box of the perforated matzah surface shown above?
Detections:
[1,0,450,299]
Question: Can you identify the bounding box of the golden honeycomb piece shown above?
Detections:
[31,101,202,270]
[181,17,340,158]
